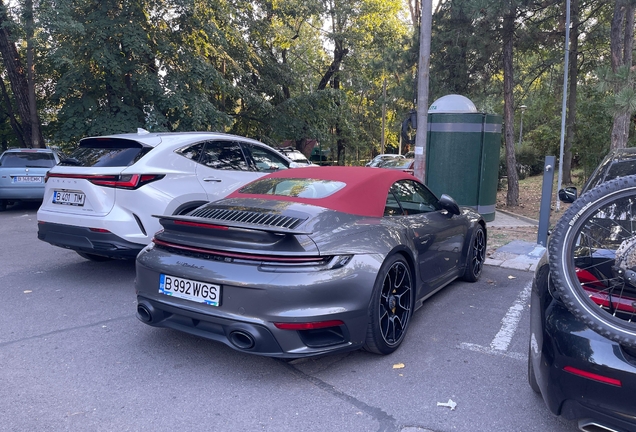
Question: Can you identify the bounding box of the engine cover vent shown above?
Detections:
[188,207,306,230]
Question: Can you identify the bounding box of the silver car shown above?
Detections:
[0,148,60,211]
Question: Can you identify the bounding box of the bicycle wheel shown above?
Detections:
[549,175,636,347]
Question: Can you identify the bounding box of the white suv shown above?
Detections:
[37,130,300,260]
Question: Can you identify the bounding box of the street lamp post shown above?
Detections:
[517,105,527,150]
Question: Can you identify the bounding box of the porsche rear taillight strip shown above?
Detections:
[46,173,164,189]
[152,238,325,264]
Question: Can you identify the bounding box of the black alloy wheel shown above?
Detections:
[462,225,485,282]
[364,255,413,355]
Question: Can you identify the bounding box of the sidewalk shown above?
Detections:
[485,210,545,272]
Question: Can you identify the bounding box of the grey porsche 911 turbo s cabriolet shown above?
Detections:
[135,166,486,358]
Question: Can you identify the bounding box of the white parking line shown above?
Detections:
[458,281,532,360]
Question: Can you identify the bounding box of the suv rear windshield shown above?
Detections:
[583,152,636,193]
[0,151,57,168]
[60,138,151,167]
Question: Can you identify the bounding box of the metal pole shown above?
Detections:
[381,78,387,154]
[538,156,556,247]
[556,0,571,212]
[413,0,432,183]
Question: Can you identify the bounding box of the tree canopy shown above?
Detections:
[0,0,632,177]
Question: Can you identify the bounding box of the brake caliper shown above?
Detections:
[615,236,636,285]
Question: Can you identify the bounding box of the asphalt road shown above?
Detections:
[0,202,577,432]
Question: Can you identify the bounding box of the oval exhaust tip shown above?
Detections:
[229,331,255,350]
[137,304,152,323]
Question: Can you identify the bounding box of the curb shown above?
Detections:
[495,208,540,226]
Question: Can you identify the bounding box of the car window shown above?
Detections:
[582,155,636,193]
[61,138,150,167]
[199,141,249,171]
[242,143,289,172]
[382,159,414,169]
[238,178,345,198]
[176,143,204,162]
[384,190,405,216]
[0,152,57,168]
[385,180,440,216]
[605,159,636,182]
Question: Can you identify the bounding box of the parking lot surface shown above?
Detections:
[0,203,576,431]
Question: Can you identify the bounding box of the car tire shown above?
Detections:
[0,199,6,211]
[527,346,541,394]
[76,251,113,262]
[363,254,414,355]
[549,176,636,348]
[462,224,486,282]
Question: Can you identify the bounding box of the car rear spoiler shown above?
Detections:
[154,214,314,236]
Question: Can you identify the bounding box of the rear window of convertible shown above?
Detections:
[60,138,151,167]
[238,178,346,199]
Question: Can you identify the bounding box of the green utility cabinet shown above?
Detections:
[424,102,501,222]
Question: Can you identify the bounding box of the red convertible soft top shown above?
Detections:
[228,166,423,218]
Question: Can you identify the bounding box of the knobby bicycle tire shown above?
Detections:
[548,175,636,347]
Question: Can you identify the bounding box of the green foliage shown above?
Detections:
[597,65,636,116]
[499,145,542,181]
[515,145,544,177]
[573,86,615,177]
[0,0,628,166]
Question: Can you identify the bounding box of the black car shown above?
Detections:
[559,147,636,203]
[529,150,636,432]
[529,255,636,432]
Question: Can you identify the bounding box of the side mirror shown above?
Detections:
[558,186,577,203]
[439,194,461,216]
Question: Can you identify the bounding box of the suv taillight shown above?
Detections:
[46,173,165,189]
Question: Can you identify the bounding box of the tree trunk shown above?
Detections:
[25,0,42,148]
[317,40,348,91]
[503,5,519,207]
[563,0,579,185]
[0,0,43,148]
[609,0,634,150]
[0,78,26,148]
[332,56,346,165]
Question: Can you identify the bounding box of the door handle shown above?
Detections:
[418,234,432,245]
[203,177,222,182]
